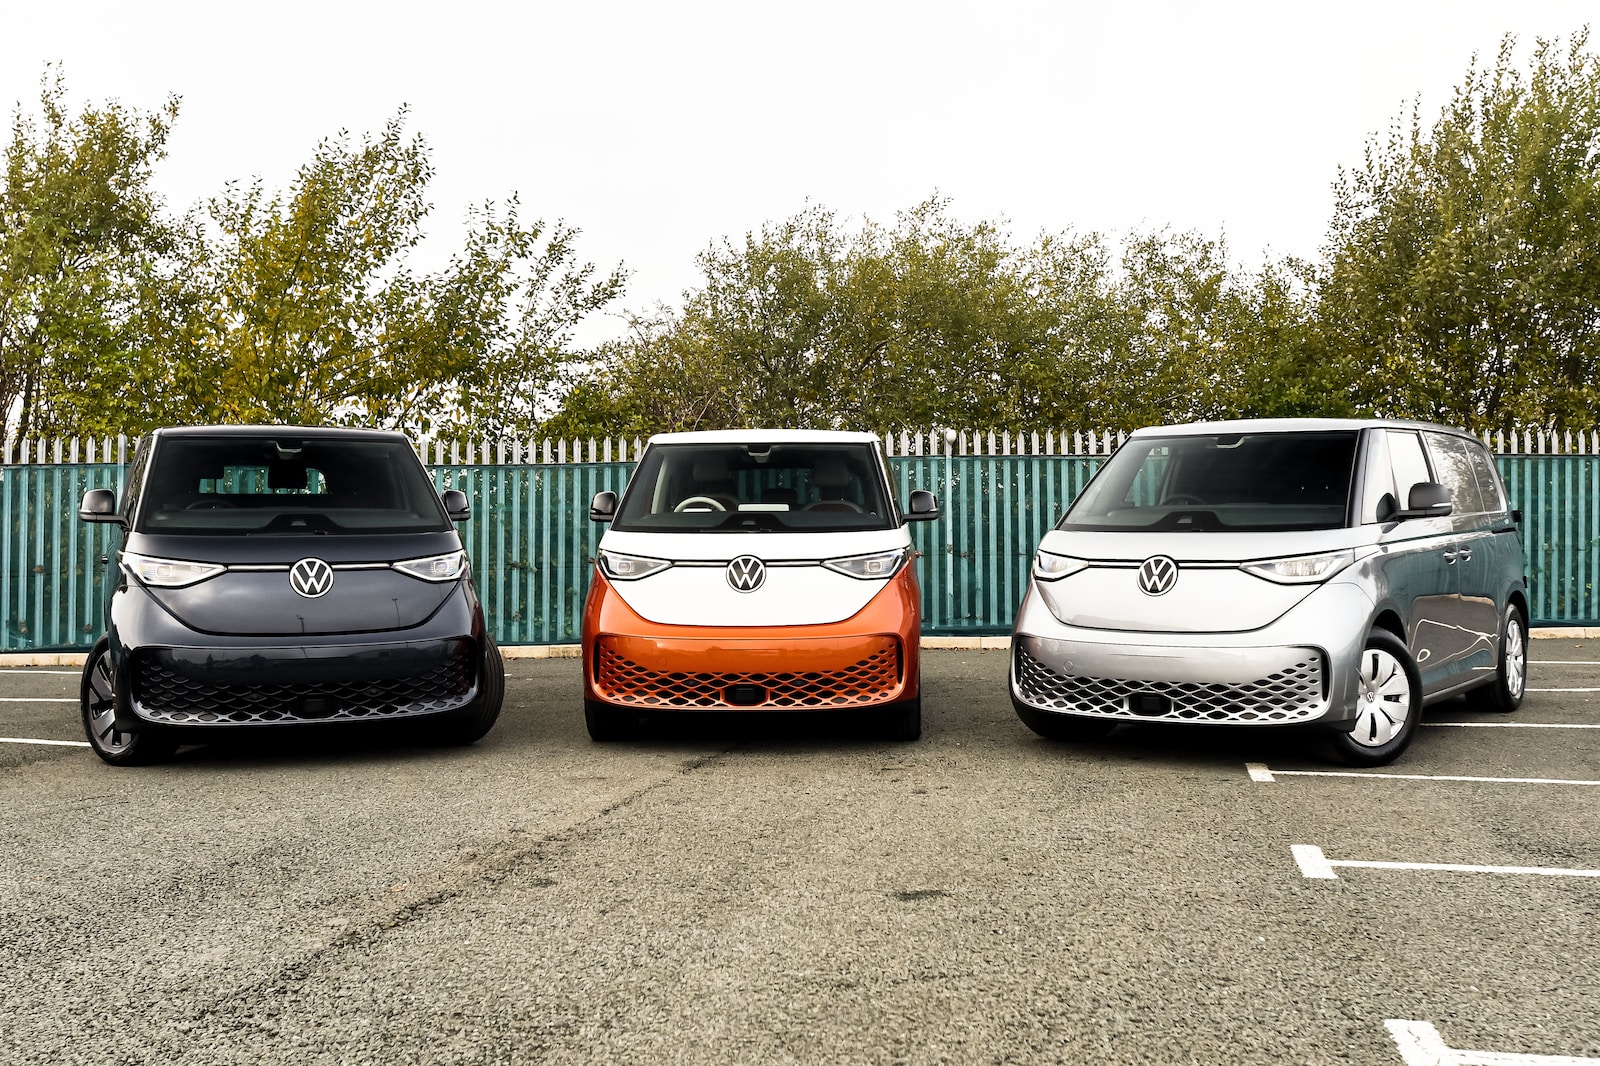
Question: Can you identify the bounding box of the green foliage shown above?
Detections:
[170,112,626,438]
[1318,31,1600,431]
[549,203,1320,435]
[0,69,182,438]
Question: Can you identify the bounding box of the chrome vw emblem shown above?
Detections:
[289,557,334,598]
[726,555,766,593]
[1137,555,1179,596]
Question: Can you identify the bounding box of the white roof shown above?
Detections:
[644,429,882,446]
[1132,417,1472,438]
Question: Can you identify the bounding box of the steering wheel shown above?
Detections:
[1162,494,1206,506]
[673,495,727,512]
[185,499,238,509]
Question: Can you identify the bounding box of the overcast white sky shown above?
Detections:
[3,1,1594,342]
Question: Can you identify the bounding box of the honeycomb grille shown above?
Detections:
[595,638,901,709]
[133,645,475,725]
[1014,645,1326,724]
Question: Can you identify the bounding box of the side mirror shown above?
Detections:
[906,489,939,522]
[1394,481,1453,520]
[441,489,471,522]
[589,490,618,523]
[79,488,120,524]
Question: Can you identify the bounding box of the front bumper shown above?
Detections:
[106,578,487,728]
[1009,578,1374,728]
[582,566,922,712]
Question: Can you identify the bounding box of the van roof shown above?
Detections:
[1132,417,1477,439]
[644,429,882,446]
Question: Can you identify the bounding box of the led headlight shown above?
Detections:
[121,552,226,588]
[1033,551,1089,581]
[393,551,468,582]
[599,550,671,580]
[1242,549,1356,585]
[822,548,907,580]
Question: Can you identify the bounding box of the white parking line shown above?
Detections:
[0,737,90,748]
[1247,763,1600,786]
[1530,660,1600,666]
[0,698,76,703]
[0,669,80,675]
[1388,1018,1600,1065]
[1293,844,1600,881]
[1426,722,1600,729]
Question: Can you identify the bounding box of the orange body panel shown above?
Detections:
[582,564,922,711]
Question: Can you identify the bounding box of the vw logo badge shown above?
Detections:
[726,555,766,593]
[289,557,335,599]
[1137,555,1179,596]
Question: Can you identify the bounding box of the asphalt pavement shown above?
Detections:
[2,645,1597,1064]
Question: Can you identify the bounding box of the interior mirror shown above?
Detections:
[906,489,939,522]
[441,489,471,522]
[589,490,618,523]
[79,488,120,524]
[1395,481,1452,520]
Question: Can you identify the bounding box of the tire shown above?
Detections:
[80,637,177,766]
[1325,629,1422,767]
[1012,698,1117,742]
[584,698,636,742]
[878,696,922,742]
[433,636,504,745]
[1465,604,1527,714]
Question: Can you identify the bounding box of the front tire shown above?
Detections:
[1465,604,1527,714]
[1012,698,1117,742]
[80,638,177,766]
[878,696,922,742]
[433,637,505,745]
[584,698,637,742]
[1325,630,1421,767]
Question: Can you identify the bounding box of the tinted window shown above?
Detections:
[613,443,894,532]
[1465,440,1507,513]
[1061,431,1358,532]
[1426,433,1486,514]
[135,436,450,535]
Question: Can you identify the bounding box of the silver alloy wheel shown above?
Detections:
[1352,645,1413,747]
[1505,615,1527,700]
[84,649,133,756]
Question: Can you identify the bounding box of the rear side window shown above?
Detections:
[134,436,450,535]
[1426,433,1488,515]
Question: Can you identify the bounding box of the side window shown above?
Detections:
[1465,441,1507,513]
[1360,430,1398,523]
[1386,431,1432,512]
[1425,433,1486,514]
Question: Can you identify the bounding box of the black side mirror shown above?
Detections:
[1394,481,1453,520]
[441,489,471,522]
[79,488,120,524]
[906,489,939,522]
[589,491,618,523]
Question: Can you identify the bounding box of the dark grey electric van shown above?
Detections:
[1010,418,1529,765]
[77,426,503,765]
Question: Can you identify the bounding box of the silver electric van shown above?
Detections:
[1010,419,1528,765]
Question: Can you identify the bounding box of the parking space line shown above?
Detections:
[1387,1018,1600,1065]
[1293,844,1600,881]
[0,697,75,703]
[0,669,80,675]
[1528,687,1600,692]
[1247,763,1600,786]
[1530,660,1600,666]
[1425,722,1600,729]
[0,737,90,748]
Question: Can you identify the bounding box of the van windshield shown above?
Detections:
[134,436,451,535]
[612,442,896,532]
[1061,431,1359,532]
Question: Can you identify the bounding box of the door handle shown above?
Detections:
[1442,550,1459,563]
[1457,547,1472,562]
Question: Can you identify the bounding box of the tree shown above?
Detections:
[1317,31,1600,431]
[169,111,626,439]
[0,70,182,438]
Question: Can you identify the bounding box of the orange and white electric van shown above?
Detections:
[582,430,938,741]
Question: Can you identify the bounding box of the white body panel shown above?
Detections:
[597,527,911,627]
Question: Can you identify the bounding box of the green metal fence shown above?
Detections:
[3,454,1596,653]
